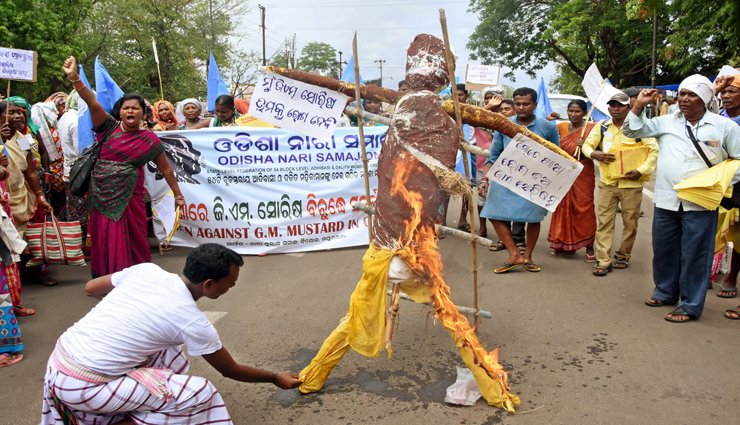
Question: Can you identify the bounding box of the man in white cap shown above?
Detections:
[582,92,658,277]
[624,75,740,323]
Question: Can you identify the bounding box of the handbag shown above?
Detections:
[687,125,740,209]
[68,122,118,197]
[25,214,86,267]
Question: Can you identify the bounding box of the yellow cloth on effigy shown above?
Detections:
[675,160,740,210]
[715,207,740,255]
[603,145,652,181]
[5,132,36,237]
[299,243,520,412]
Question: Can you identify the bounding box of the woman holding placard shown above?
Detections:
[548,99,597,262]
[62,56,187,277]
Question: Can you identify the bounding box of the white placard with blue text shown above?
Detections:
[486,134,583,212]
[249,71,349,141]
[0,47,37,82]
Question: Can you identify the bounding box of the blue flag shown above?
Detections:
[207,51,230,113]
[94,57,124,113]
[340,56,364,84]
[535,77,552,119]
[77,65,96,152]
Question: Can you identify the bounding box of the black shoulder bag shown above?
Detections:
[68,123,118,197]
[687,125,740,209]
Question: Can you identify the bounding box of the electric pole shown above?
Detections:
[374,59,386,87]
[337,50,347,78]
[259,5,266,66]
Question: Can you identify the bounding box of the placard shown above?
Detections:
[0,47,37,82]
[465,64,501,91]
[582,63,621,117]
[249,71,349,141]
[144,126,386,255]
[486,134,583,212]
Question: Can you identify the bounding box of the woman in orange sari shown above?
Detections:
[548,99,597,262]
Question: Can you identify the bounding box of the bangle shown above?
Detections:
[174,196,185,200]
[37,195,46,202]
[68,76,81,83]
[480,177,489,182]
[34,189,43,195]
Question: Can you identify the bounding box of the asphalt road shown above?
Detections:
[4,194,740,425]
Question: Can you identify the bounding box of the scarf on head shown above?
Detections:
[45,92,68,109]
[30,102,62,161]
[678,74,715,107]
[153,100,179,127]
[8,96,39,134]
[65,90,79,112]
[176,98,202,118]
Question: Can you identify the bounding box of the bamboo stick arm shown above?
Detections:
[352,202,494,248]
[343,106,490,158]
[387,290,492,319]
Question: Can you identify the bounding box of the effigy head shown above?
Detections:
[405,34,452,94]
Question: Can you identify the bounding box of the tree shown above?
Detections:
[467,0,667,91]
[296,42,337,76]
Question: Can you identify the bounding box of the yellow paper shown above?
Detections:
[675,160,740,210]
[235,113,276,128]
[603,145,651,180]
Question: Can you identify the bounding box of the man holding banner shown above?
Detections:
[478,87,560,273]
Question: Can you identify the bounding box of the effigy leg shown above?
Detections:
[299,318,352,393]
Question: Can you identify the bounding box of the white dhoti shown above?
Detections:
[41,346,232,424]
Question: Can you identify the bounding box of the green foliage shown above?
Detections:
[296,42,337,76]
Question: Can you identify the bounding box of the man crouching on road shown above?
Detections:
[41,243,301,424]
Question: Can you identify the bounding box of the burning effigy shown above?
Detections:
[297,34,520,411]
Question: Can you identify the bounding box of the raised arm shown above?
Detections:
[623,89,664,139]
[202,347,301,389]
[62,56,109,128]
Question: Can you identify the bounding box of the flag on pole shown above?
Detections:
[535,77,553,119]
[207,51,230,113]
[77,65,96,152]
[340,56,363,84]
[94,57,124,113]
[152,38,160,64]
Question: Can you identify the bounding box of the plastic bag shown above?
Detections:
[445,367,482,406]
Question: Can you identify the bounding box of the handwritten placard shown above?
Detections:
[486,134,583,212]
[0,47,37,82]
[582,63,621,117]
[465,64,501,91]
[249,71,349,141]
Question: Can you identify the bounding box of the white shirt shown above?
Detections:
[57,111,78,181]
[623,110,740,211]
[60,263,223,375]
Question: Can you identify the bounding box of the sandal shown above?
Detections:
[592,263,613,276]
[41,277,58,287]
[523,261,541,272]
[645,297,675,307]
[613,255,629,269]
[551,250,575,257]
[0,353,23,367]
[457,223,471,233]
[717,286,738,298]
[14,307,35,316]
[584,254,597,263]
[489,241,505,252]
[494,263,520,274]
[160,243,173,252]
[517,245,526,254]
[665,308,696,323]
[724,308,740,320]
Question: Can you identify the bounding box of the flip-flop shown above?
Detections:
[665,308,697,323]
[717,286,738,298]
[584,254,597,263]
[40,277,58,287]
[0,353,23,368]
[457,223,472,233]
[14,307,35,316]
[645,297,675,307]
[724,308,740,320]
[523,262,541,272]
[494,263,520,274]
[551,250,575,256]
[489,241,505,252]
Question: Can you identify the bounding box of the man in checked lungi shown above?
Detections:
[41,243,301,424]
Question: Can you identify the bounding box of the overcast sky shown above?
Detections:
[235,0,556,92]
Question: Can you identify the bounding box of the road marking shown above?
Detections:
[643,188,654,199]
[203,311,228,325]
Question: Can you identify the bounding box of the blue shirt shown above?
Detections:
[623,110,740,212]
[480,115,561,222]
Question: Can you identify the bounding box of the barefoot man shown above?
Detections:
[41,244,301,424]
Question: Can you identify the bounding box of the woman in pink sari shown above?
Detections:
[62,57,186,277]
[548,99,597,262]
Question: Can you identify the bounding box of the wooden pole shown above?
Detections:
[575,82,607,160]
[439,9,480,329]
[352,32,373,240]
[5,80,9,124]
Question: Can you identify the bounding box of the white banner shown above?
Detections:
[486,134,583,212]
[144,126,386,254]
[582,63,621,117]
[248,71,349,141]
[0,47,36,82]
[466,64,501,86]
